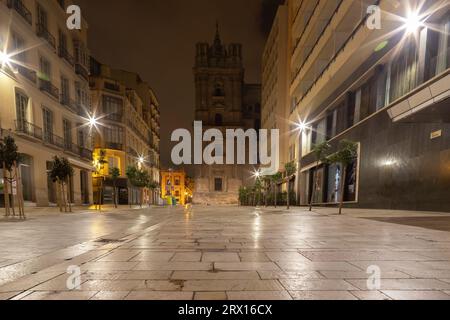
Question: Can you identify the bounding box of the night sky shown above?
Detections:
[75,0,283,168]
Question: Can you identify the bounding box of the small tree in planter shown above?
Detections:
[284,161,297,210]
[253,178,262,207]
[327,140,358,215]
[271,172,282,208]
[309,142,331,212]
[126,166,150,207]
[0,136,24,218]
[147,181,159,205]
[262,175,271,207]
[49,156,74,213]
[109,167,120,208]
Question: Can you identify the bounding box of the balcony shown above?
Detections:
[39,78,59,100]
[43,131,64,149]
[58,46,74,66]
[7,0,32,26]
[104,81,121,92]
[17,65,36,83]
[36,23,56,49]
[14,121,92,161]
[60,94,79,114]
[75,63,89,81]
[15,120,42,140]
[104,142,124,150]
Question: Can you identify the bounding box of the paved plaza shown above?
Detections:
[1,205,450,300]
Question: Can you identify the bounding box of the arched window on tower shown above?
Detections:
[215,114,223,126]
[214,83,224,97]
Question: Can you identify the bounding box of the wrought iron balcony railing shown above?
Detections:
[36,23,56,49]
[14,121,92,160]
[58,46,74,66]
[39,78,59,100]
[75,63,89,81]
[43,131,64,149]
[7,0,32,26]
[60,94,80,114]
[17,65,37,83]
[15,120,43,140]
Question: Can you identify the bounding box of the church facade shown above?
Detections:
[193,25,261,205]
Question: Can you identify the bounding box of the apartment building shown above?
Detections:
[261,4,290,173]
[0,0,93,207]
[89,59,160,205]
[161,169,191,205]
[286,0,450,211]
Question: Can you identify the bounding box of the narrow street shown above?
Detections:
[1,206,450,300]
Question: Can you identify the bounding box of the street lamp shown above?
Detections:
[0,50,11,68]
[404,11,423,34]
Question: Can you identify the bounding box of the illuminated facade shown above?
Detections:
[193,25,261,205]
[0,0,93,207]
[160,169,191,205]
[261,4,290,174]
[285,0,450,211]
[89,59,160,205]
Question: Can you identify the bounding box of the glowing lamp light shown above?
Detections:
[404,11,422,34]
[0,50,11,67]
[297,120,308,133]
[88,115,98,127]
[138,156,145,164]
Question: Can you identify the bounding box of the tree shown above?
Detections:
[271,172,282,208]
[0,136,24,218]
[126,166,150,207]
[309,142,331,212]
[49,156,74,213]
[238,186,248,206]
[262,176,271,207]
[109,167,120,208]
[253,178,262,207]
[147,181,159,205]
[284,161,297,210]
[327,140,358,215]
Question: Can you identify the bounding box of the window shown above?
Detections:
[214,178,223,192]
[77,125,85,147]
[11,33,26,63]
[215,114,223,126]
[103,95,123,121]
[175,178,180,186]
[389,39,419,103]
[43,108,53,143]
[63,119,72,148]
[75,81,89,109]
[103,125,123,145]
[214,83,224,97]
[61,76,70,102]
[15,91,29,125]
[59,30,67,52]
[108,157,119,170]
[39,56,51,81]
[37,4,48,29]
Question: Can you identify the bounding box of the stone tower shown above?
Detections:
[193,24,261,205]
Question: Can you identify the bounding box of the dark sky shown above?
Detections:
[75,0,282,168]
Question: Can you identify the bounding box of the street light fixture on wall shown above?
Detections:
[404,11,423,34]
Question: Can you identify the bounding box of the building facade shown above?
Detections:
[261,4,290,172]
[89,59,160,205]
[160,169,192,205]
[0,0,93,207]
[285,0,450,211]
[193,25,261,205]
